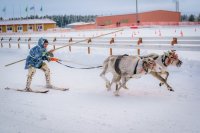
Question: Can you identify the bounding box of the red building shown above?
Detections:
[96,10,181,26]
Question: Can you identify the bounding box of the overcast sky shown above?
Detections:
[0,0,200,19]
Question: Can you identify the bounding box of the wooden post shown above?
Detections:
[69,37,72,52]
[18,37,20,48]
[9,37,12,48]
[171,37,177,46]
[53,37,56,50]
[87,38,92,54]
[109,38,115,55]
[28,37,31,49]
[110,37,115,44]
[1,37,3,48]
[137,37,142,55]
[109,48,113,55]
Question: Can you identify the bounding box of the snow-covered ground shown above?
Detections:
[0,27,200,133]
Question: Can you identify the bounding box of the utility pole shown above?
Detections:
[175,0,179,12]
[136,0,139,25]
[177,0,179,12]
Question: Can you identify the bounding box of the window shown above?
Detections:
[17,25,23,32]
[0,26,2,33]
[7,26,13,33]
[28,25,33,31]
[37,25,43,31]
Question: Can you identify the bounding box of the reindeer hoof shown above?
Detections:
[124,86,129,90]
[168,87,174,92]
[159,83,164,86]
[115,94,120,96]
[107,88,111,91]
[114,91,120,96]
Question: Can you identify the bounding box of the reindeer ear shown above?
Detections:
[153,55,159,60]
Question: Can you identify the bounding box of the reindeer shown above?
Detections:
[118,50,183,92]
[140,50,182,91]
[100,55,162,96]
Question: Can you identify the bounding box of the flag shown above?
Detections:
[40,6,43,12]
[2,7,6,12]
[25,6,28,12]
[30,6,35,10]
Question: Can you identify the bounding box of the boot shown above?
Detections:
[40,63,53,88]
[25,78,33,91]
[45,72,53,88]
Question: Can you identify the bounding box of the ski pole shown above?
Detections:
[5,58,26,67]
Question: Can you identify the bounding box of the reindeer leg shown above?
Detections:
[114,83,121,96]
[114,76,127,96]
[159,71,169,86]
[100,68,111,90]
[110,75,120,91]
[150,71,174,91]
[122,77,130,89]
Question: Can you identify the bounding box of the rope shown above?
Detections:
[56,61,102,69]
[59,59,92,67]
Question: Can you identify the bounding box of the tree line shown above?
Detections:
[181,14,200,22]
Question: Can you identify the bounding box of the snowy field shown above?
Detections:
[0,26,200,133]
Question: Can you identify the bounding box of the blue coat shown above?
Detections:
[25,37,49,69]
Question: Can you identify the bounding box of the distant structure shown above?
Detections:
[0,19,56,33]
[96,10,181,26]
[66,22,95,29]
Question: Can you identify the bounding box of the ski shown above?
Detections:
[46,86,69,91]
[5,87,49,93]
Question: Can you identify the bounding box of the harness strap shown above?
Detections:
[114,54,128,75]
[162,54,168,67]
[133,59,140,75]
[115,57,122,75]
[142,62,148,74]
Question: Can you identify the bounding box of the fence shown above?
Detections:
[74,22,200,30]
[1,36,200,55]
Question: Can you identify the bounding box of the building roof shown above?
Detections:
[97,10,180,18]
[0,19,56,26]
[67,22,95,26]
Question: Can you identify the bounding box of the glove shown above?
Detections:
[45,52,54,57]
[49,57,59,62]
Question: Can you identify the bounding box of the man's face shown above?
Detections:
[44,43,48,48]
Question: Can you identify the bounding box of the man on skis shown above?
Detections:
[24,37,58,91]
